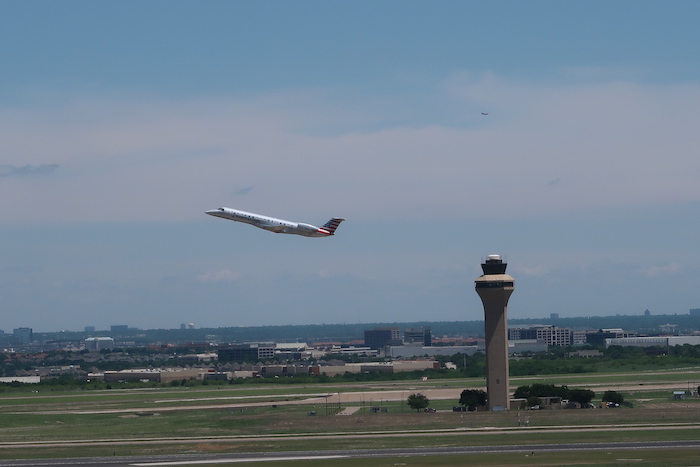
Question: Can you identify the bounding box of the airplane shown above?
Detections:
[205,207,345,237]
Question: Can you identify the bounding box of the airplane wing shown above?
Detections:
[258,222,288,233]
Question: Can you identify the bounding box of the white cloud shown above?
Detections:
[0,164,59,178]
[636,262,681,278]
[197,269,241,283]
[513,263,549,277]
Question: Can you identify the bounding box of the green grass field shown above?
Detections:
[1,369,700,463]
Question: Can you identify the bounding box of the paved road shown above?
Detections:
[2,440,700,466]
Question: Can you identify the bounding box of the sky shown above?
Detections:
[2,1,700,332]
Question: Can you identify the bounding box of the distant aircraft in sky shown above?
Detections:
[481,112,489,115]
[206,207,345,237]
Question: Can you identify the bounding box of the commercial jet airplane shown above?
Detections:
[205,207,345,237]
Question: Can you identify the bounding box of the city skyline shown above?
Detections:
[4,309,699,339]
[2,2,700,331]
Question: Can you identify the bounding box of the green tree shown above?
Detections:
[515,384,594,408]
[459,389,487,411]
[526,396,542,408]
[568,388,595,407]
[513,384,568,400]
[407,393,429,412]
[602,390,624,405]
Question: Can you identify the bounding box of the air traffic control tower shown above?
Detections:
[475,254,514,410]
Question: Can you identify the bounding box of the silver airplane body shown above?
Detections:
[205,207,345,237]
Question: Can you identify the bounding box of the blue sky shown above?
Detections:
[2,1,700,332]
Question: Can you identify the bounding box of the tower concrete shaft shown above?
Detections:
[475,255,514,410]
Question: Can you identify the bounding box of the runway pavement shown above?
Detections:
[2,440,700,466]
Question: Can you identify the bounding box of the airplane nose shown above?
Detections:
[206,208,229,218]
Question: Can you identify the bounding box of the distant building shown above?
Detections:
[110,325,129,332]
[509,340,548,354]
[508,325,571,346]
[571,330,588,345]
[0,376,40,384]
[388,344,476,358]
[404,327,432,346]
[690,308,700,316]
[508,325,539,340]
[177,352,218,364]
[102,368,203,383]
[568,349,603,358]
[322,345,377,358]
[550,313,559,319]
[605,336,700,348]
[84,326,96,334]
[586,328,636,347]
[218,343,275,362]
[85,337,115,351]
[364,327,401,350]
[539,326,571,346]
[13,327,33,344]
[644,309,651,316]
[477,339,547,355]
[310,360,439,377]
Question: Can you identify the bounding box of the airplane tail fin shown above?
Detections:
[322,217,345,235]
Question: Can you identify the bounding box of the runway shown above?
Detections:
[2,440,700,466]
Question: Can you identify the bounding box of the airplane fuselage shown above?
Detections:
[205,208,344,237]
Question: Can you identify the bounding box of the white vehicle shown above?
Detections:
[206,207,345,238]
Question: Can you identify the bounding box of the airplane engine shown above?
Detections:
[295,223,318,234]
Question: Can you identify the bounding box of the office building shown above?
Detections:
[218,343,276,362]
[13,327,33,344]
[404,327,432,346]
[85,337,115,351]
[364,327,401,350]
[586,328,636,347]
